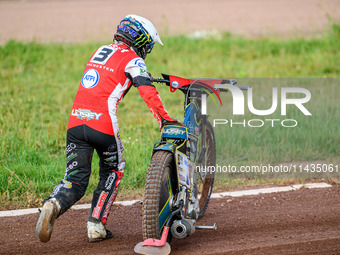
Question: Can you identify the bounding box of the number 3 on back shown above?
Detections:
[90,46,115,65]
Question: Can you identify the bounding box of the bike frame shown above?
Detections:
[152,74,225,233]
[135,75,249,254]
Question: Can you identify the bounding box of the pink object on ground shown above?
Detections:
[142,226,169,247]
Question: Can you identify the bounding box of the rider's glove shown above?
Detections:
[161,119,186,130]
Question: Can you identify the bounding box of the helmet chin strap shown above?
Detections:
[137,47,147,59]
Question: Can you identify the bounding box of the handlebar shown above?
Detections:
[150,78,169,84]
[151,77,249,92]
[236,85,249,91]
[218,85,249,92]
[218,79,249,91]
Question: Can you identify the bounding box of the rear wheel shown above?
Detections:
[195,120,216,218]
[142,150,177,240]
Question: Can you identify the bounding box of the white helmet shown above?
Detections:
[114,14,163,59]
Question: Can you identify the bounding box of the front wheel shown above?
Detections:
[142,150,177,240]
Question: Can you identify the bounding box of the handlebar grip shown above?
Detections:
[218,85,250,92]
[219,88,229,92]
[150,78,169,84]
[237,85,250,91]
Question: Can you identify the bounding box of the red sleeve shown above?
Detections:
[137,85,175,127]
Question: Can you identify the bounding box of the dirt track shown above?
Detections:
[1,0,340,43]
[1,1,340,254]
[1,186,339,254]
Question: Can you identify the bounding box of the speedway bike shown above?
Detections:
[135,74,245,255]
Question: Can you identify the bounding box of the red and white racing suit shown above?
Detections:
[51,43,174,224]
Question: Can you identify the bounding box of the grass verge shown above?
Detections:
[0,23,339,209]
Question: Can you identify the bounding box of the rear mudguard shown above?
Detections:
[153,142,176,154]
[152,125,188,233]
[153,124,188,154]
[153,124,195,190]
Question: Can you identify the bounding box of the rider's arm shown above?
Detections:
[125,58,175,128]
[136,84,175,127]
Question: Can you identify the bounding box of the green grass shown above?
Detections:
[0,23,339,209]
[211,79,339,169]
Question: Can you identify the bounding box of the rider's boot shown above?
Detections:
[87,221,113,242]
[36,197,61,242]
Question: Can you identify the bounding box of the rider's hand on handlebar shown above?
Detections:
[173,119,185,127]
[161,119,186,130]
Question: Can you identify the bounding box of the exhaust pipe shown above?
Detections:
[170,219,195,239]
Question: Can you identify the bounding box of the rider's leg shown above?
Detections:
[86,126,125,242]
[36,125,93,242]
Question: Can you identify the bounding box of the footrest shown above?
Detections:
[195,223,217,230]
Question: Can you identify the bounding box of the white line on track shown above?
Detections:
[210,182,332,198]
[0,182,332,218]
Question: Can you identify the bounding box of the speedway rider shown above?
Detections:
[36,14,179,243]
